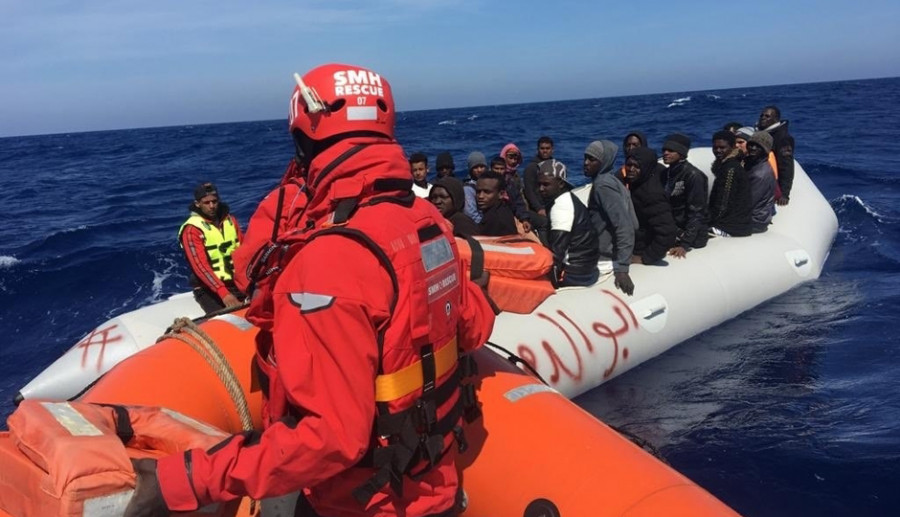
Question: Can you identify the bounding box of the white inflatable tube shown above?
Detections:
[16,148,837,403]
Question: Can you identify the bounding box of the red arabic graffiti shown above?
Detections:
[517,289,639,386]
[75,324,123,372]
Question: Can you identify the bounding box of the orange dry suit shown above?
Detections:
[156,137,496,517]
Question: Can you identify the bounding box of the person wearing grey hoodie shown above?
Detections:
[584,140,637,296]
[463,151,487,224]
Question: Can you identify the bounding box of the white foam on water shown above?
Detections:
[835,194,885,223]
[0,256,20,269]
[666,96,692,108]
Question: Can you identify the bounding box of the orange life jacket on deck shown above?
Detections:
[456,235,555,314]
[0,401,236,517]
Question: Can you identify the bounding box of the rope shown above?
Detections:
[158,317,254,431]
[484,341,549,386]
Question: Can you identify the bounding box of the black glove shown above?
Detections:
[123,458,170,517]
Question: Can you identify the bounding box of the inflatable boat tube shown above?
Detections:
[16,150,837,407]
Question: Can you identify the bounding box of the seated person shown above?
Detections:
[408,152,431,198]
[475,171,518,236]
[745,131,777,233]
[492,155,531,231]
[435,151,455,179]
[429,176,479,237]
[623,148,677,265]
[178,182,245,314]
[537,159,600,287]
[463,151,487,223]
[584,140,636,295]
[710,131,753,237]
[661,133,709,257]
[734,126,754,157]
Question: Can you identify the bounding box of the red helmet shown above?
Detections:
[288,63,395,141]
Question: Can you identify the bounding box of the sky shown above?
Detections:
[2,0,899,137]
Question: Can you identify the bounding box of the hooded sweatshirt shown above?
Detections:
[625,147,677,264]
[586,140,637,273]
[500,143,522,175]
[433,176,478,237]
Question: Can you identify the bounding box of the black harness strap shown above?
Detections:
[100,404,135,445]
[331,198,360,225]
[311,144,366,190]
[373,177,414,193]
[464,236,484,282]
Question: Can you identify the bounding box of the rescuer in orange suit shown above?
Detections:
[124,64,496,517]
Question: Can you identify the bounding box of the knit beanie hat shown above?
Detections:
[538,159,574,189]
[735,126,755,142]
[436,152,454,170]
[712,130,736,146]
[584,141,606,161]
[194,182,218,201]
[662,133,691,157]
[749,131,774,154]
[467,151,487,171]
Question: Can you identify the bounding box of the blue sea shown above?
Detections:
[1,77,899,516]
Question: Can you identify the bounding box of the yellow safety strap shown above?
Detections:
[375,338,458,402]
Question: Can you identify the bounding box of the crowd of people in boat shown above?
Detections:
[178,104,795,313]
[407,105,795,295]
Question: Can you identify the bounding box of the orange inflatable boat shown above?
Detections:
[0,310,738,516]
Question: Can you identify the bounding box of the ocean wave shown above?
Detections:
[667,96,692,108]
[0,256,20,269]
[467,114,479,121]
[706,94,721,100]
[833,194,885,223]
[438,120,456,126]
[147,257,181,305]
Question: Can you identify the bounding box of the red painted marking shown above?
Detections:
[517,288,642,385]
[517,345,538,372]
[75,324,123,372]
[556,309,594,353]
[537,312,584,383]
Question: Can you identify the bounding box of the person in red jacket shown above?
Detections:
[125,64,496,517]
[177,182,245,314]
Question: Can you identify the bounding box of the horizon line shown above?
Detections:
[2,74,896,140]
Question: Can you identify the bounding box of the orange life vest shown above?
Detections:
[0,401,236,517]
[456,235,556,314]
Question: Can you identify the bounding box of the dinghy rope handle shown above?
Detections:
[159,317,254,432]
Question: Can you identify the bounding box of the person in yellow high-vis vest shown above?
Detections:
[177,182,245,314]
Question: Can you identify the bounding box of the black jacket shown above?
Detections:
[664,160,709,249]
[626,148,677,264]
[522,157,546,212]
[478,202,518,236]
[765,121,795,200]
[710,150,753,237]
[745,153,776,231]
[543,190,600,280]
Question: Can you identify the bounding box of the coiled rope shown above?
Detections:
[157,317,253,431]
